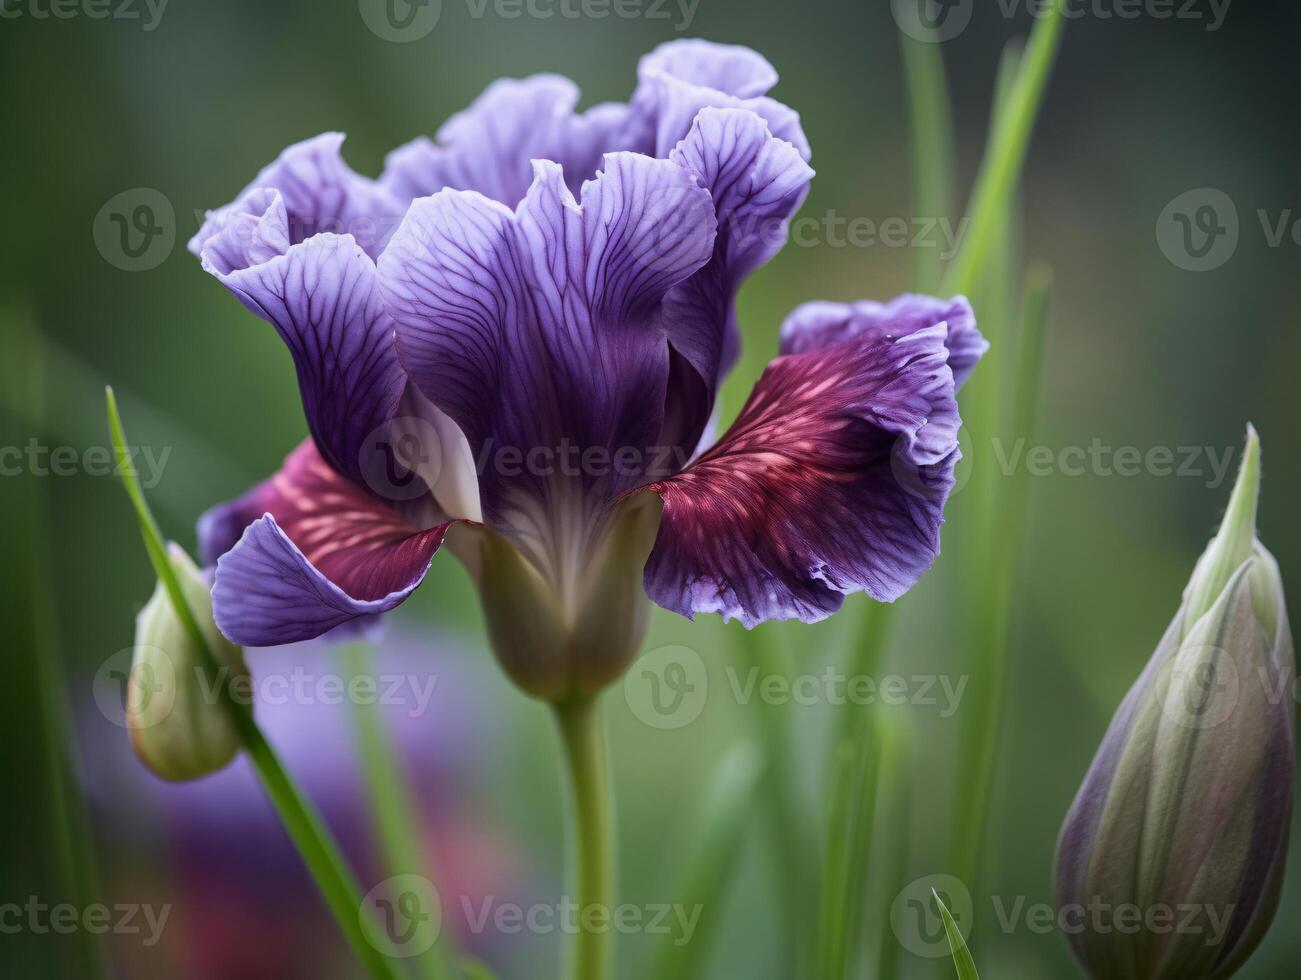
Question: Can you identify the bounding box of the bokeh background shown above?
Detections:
[2,1,1299,977]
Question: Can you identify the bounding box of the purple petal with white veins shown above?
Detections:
[643,323,960,628]
[781,294,988,388]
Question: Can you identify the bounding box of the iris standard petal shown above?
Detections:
[203,441,447,646]
[189,132,406,259]
[642,323,960,628]
[194,191,407,492]
[380,75,634,208]
[379,154,716,580]
[630,38,810,160]
[658,107,813,451]
[781,294,988,388]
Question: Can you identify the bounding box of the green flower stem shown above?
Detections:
[106,388,401,980]
[341,644,456,980]
[554,695,615,980]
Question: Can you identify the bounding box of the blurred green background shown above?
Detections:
[2,1,1298,977]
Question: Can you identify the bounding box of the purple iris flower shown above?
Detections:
[190,40,986,653]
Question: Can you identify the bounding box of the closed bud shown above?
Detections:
[130,544,248,781]
[1056,426,1293,980]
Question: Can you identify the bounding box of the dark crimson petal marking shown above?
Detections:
[643,323,960,628]
[201,441,447,646]
[781,294,988,388]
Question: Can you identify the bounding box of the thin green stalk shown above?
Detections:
[553,695,614,980]
[645,743,763,980]
[952,272,1053,891]
[342,643,456,980]
[870,716,912,980]
[741,626,810,973]
[900,32,955,293]
[106,388,402,980]
[15,315,106,978]
[942,0,1067,298]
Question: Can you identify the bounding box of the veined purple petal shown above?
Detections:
[381,75,634,208]
[189,132,406,259]
[379,154,716,578]
[203,440,447,646]
[195,195,406,493]
[781,294,988,388]
[630,39,810,161]
[643,323,960,628]
[658,108,813,452]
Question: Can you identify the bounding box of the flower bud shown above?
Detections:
[1056,427,1293,980]
[451,493,662,702]
[130,544,248,781]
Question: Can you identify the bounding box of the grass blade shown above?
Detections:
[900,32,955,292]
[934,890,981,979]
[942,0,1068,297]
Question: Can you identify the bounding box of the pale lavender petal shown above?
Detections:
[381,75,634,208]
[781,294,987,388]
[644,323,960,628]
[190,132,406,259]
[629,39,810,161]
